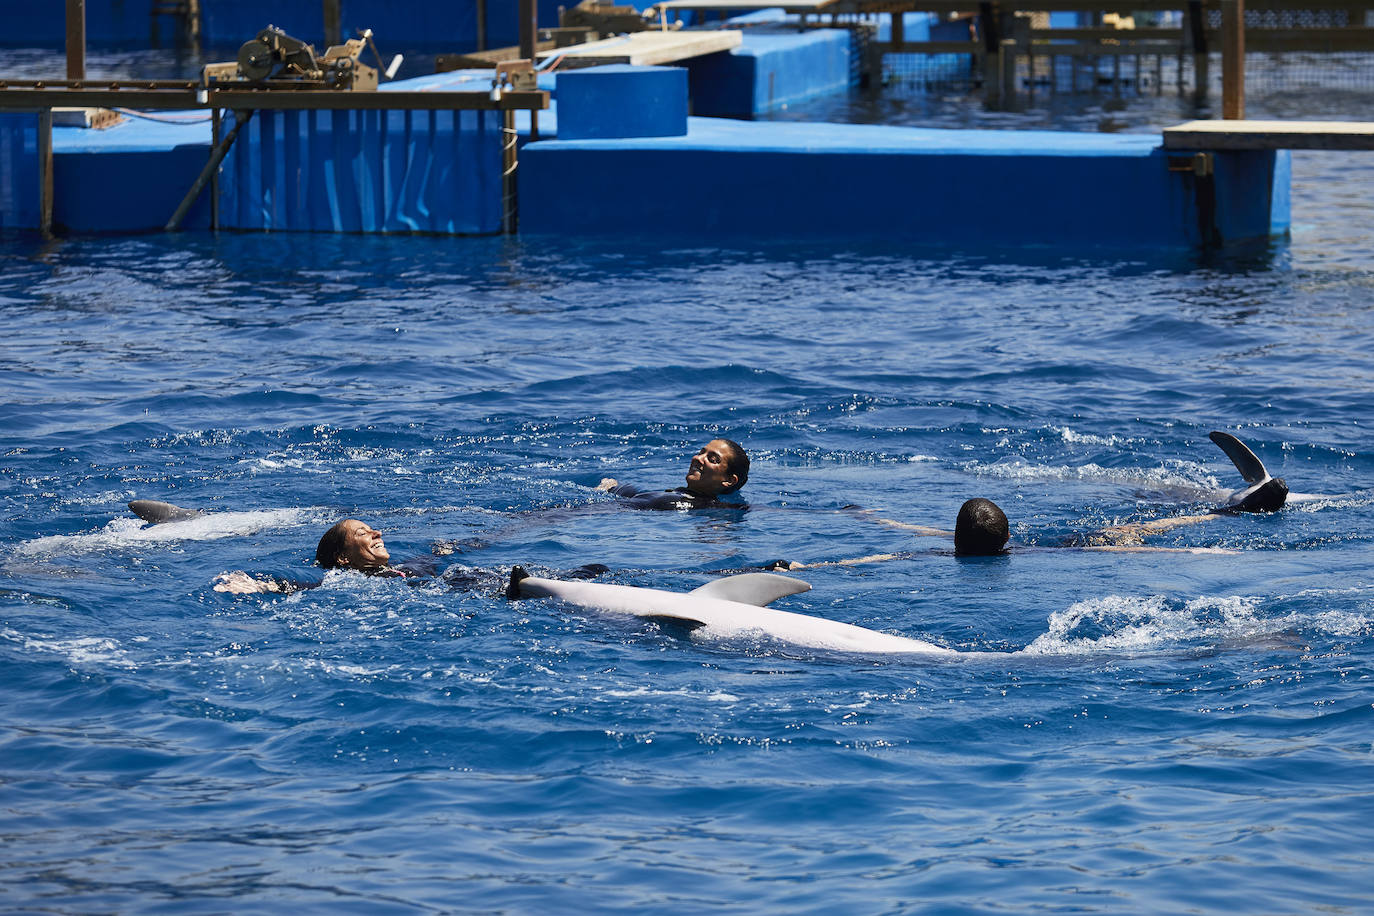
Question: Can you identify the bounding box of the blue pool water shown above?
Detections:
[4,57,1374,910]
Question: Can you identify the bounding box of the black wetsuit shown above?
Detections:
[608,484,747,511]
[250,558,604,595]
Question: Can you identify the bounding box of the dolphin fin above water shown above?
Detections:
[128,499,207,524]
[687,572,812,607]
[1208,431,1288,512]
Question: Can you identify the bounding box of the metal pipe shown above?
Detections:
[501,109,518,235]
[1222,0,1246,119]
[66,0,86,81]
[166,109,254,231]
[323,0,342,46]
[519,0,537,61]
[38,108,53,236]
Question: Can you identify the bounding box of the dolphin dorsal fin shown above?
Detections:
[1208,431,1270,484]
[128,499,206,524]
[689,572,811,607]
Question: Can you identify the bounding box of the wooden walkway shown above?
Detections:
[1163,120,1374,151]
[536,30,743,68]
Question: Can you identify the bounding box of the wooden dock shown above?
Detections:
[1163,120,1374,151]
[537,30,743,67]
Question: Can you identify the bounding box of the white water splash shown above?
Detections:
[1021,593,1281,656]
[0,626,133,668]
[14,508,314,558]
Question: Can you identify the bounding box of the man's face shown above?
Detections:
[338,520,390,569]
[684,439,739,496]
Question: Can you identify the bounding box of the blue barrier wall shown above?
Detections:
[218,107,504,234]
[520,119,1287,248]
[686,30,852,119]
[0,114,39,230]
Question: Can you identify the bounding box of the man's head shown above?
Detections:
[954,498,1009,556]
[685,438,749,497]
[316,519,391,570]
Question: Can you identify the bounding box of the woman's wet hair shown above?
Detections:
[718,438,750,493]
[954,498,1009,555]
[315,520,353,569]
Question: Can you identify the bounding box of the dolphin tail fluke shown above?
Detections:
[506,566,531,600]
[1208,431,1270,484]
[128,499,206,524]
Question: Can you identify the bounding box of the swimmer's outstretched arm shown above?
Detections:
[1083,513,1219,547]
[842,507,951,538]
[775,553,908,571]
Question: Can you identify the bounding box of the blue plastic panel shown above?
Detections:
[687,29,851,119]
[0,113,39,230]
[557,65,687,140]
[219,107,504,234]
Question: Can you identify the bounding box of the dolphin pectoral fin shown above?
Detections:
[688,572,811,607]
[1209,431,1270,484]
[128,499,207,524]
[644,614,707,636]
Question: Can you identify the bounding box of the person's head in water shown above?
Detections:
[316,519,391,570]
[685,438,749,497]
[1227,477,1289,514]
[954,498,1009,556]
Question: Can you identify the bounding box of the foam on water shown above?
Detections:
[14,508,314,557]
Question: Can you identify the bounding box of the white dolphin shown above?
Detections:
[508,568,957,655]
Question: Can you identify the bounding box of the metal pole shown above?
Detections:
[1222,0,1245,118]
[519,0,537,61]
[66,0,86,80]
[323,0,342,46]
[476,0,488,52]
[167,109,254,231]
[502,109,518,235]
[38,108,54,236]
[1187,0,1209,103]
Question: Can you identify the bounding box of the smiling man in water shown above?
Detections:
[596,438,751,510]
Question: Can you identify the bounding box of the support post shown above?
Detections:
[978,2,1001,95]
[1000,37,1017,103]
[519,0,537,62]
[891,10,904,51]
[323,0,342,46]
[1222,0,1245,118]
[476,0,488,51]
[66,0,86,80]
[38,109,54,236]
[209,108,221,230]
[502,109,518,235]
[1187,0,1209,102]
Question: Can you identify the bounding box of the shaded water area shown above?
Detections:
[3,46,1374,915]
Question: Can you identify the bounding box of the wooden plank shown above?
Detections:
[1163,119,1374,150]
[537,30,743,66]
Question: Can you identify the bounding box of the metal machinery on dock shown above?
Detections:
[0,21,550,236]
